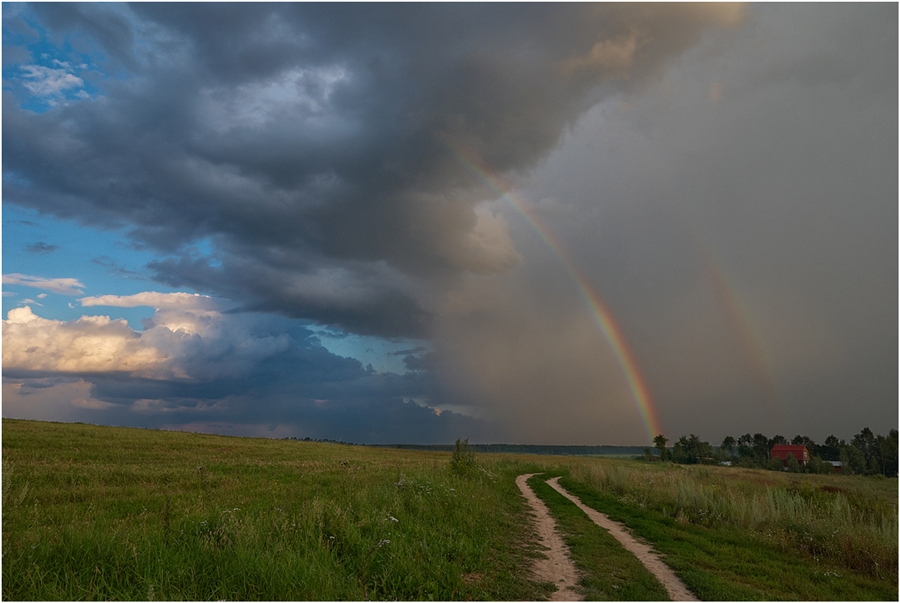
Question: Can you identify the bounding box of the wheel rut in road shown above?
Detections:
[517,473,698,602]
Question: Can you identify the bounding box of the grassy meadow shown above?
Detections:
[3,419,897,601]
[2,419,557,601]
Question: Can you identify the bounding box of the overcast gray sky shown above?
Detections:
[3,3,896,445]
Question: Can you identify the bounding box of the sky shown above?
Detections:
[2,3,897,445]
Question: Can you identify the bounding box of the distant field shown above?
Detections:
[3,419,897,601]
[373,443,648,457]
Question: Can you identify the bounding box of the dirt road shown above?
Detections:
[516,474,583,601]
[517,473,698,602]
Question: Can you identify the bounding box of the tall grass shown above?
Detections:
[2,419,551,601]
[568,460,897,579]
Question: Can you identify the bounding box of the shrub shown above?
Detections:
[807,455,831,475]
[766,458,784,472]
[786,453,801,473]
[450,438,478,476]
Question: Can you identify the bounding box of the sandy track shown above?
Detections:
[545,476,698,602]
[516,473,583,601]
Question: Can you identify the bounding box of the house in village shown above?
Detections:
[770,444,810,468]
[826,460,844,474]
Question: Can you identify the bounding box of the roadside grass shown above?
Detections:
[3,419,553,601]
[526,473,671,601]
[556,461,897,601]
[567,460,897,578]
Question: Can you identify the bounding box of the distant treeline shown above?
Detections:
[649,427,899,477]
[282,437,358,445]
[280,438,645,457]
[370,443,647,456]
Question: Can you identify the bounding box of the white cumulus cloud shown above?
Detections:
[20,64,84,96]
[3,304,291,381]
[80,291,217,310]
[3,306,169,375]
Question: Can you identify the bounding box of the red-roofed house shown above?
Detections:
[771,444,810,467]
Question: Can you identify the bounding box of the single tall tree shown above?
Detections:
[769,434,788,448]
[653,434,669,461]
[752,433,770,463]
[821,435,843,461]
[721,435,737,458]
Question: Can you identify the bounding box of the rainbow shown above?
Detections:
[449,145,664,441]
[685,229,785,423]
[663,199,786,426]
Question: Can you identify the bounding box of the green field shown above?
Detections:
[3,419,897,601]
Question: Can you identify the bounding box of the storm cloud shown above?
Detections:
[3,4,896,444]
[4,3,743,337]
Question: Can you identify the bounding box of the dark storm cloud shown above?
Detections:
[3,3,744,337]
[145,246,429,337]
[29,3,137,68]
[3,369,496,444]
[399,350,434,373]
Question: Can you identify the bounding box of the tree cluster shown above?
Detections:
[649,428,898,476]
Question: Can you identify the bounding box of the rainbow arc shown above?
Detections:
[449,145,664,440]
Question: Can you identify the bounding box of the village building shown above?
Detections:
[770,444,810,468]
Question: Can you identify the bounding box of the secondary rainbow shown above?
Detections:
[685,228,785,423]
[449,145,664,441]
